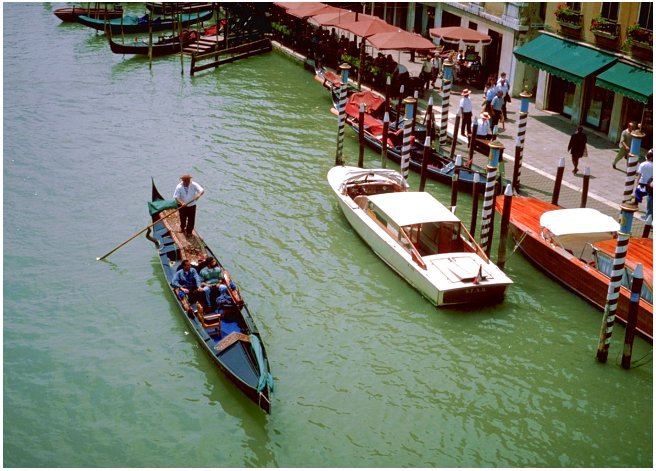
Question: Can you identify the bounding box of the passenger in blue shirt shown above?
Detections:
[172,259,202,313]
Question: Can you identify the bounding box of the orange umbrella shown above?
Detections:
[429,26,492,45]
[337,17,399,38]
[368,30,437,51]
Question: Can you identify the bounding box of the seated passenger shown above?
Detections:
[199,256,224,308]
[214,284,235,314]
[171,259,202,314]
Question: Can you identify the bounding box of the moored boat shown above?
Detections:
[328,166,512,306]
[495,195,653,342]
[146,2,214,15]
[77,10,214,34]
[54,4,123,22]
[148,180,273,412]
[108,27,221,56]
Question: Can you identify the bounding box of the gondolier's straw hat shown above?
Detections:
[461,89,471,96]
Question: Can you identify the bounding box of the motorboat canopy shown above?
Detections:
[368,191,460,227]
[540,208,620,236]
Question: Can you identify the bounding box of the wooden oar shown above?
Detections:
[96,201,188,261]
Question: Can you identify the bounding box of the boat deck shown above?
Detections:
[183,34,223,54]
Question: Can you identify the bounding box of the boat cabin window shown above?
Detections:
[406,221,463,256]
[594,250,653,304]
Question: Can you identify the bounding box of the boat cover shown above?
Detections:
[540,208,620,236]
[368,192,459,226]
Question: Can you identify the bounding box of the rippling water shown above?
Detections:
[3,3,652,467]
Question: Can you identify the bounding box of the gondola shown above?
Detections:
[332,91,486,193]
[148,180,273,413]
[54,5,123,22]
[77,10,213,34]
[146,2,214,15]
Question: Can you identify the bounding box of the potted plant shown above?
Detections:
[590,16,620,49]
[626,24,653,61]
[554,5,583,38]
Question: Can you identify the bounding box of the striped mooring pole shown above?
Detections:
[334,63,351,166]
[595,200,639,363]
[439,59,454,148]
[479,141,505,256]
[400,97,417,180]
[622,128,645,202]
[513,87,532,192]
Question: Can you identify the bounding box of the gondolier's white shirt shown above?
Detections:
[459,96,473,113]
[174,181,204,206]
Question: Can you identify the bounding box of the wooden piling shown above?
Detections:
[468,122,477,166]
[497,184,513,271]
[381,112,390,169]
[450,111,461,160]
[641,215,652,238]
[621,264,644,369]
[580,166,590,208]
[419,136,431,192]
[470,173,481,237]
[450,155,461,209]
[511,142,521,194]
[358,103,365,168]
[551,157,565,205]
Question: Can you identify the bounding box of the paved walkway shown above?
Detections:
[273,42,651,238]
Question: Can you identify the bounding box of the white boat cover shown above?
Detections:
[368,191,459,226]
[540,208,620,236]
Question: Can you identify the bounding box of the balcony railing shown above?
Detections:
[590,18,620,38]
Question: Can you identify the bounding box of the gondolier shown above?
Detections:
[174,174,204,236]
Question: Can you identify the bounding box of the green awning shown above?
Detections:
[596,62,653,104]
[514,34,616,84]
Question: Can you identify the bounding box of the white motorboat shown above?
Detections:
[328,166,512,306]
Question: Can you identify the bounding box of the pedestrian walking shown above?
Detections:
[612,121,635,169]
[635,148,653,220]
[567,126,587,174]
[459,89,473,137]
[490,90,504,132]
[496,72,510,120]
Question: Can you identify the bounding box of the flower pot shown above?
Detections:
[593,31,619,50]
[630,41,653,62]
[557,21,582,38]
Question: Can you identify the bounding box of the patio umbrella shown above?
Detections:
[337,17,399,38]
[272,2,299,11]
[287,3,341,20]
[368,30,437,51]
[309,10,375,28]
[428,26,492,45]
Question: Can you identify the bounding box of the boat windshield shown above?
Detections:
[595,250,653,304]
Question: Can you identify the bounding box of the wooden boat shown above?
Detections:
[495,195,653,342]
[54,5,123,22]
[332,90,486,193]
[328,166,512,306]
[77,10,214,34]
[108,28,220,56]
[146,3,214,15]
[148,180,273,412]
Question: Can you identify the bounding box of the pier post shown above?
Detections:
[385,75,391,114]
[395,85,404,130]
[467,122,478,168]
[358,103,365,168]
[439,59,454,148]
[580,166,591,207]
[621,264,644,369]
[479,141,504,256]
[334,63,351,166]
[450,110,461,160]
[470,173,481,237]
[513,88,532,192]
[381,112,390,169]
[641,215,652,238]
[511,140,521,194]
[596,201,639,363]
[622,129,645,202]
[412,90,418,137]
[401,97,417,180]
[551,157,565,205]
[419,136,431,192]
[497,184,513,271]
[450,155,462,209]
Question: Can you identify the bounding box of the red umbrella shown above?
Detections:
[429,26,492,45]
[309,10,375,28]
[368,30,437,51]
[287,3,341,20]
[337,17,399,38]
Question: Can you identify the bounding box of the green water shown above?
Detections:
[3,3,652,467]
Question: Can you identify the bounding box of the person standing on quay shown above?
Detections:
[174,174,204,237]
[635,148,653,220]
[567,126,587,174]
[459,89,473,137]
[612,121,635,170]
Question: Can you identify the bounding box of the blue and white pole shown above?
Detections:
[439,59,454,148]
[401,97,416,180]
[479,141,504,256]
[514,87,532,192]
[335,63,351,166]
[596,201,639,363]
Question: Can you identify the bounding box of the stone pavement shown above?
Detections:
[401,56,652,238]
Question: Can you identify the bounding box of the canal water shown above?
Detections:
[3,3,652,467]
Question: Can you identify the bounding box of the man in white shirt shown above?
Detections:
[459,89,473,137]
[635,149,653,220]
[174,174,205,236]
[476,112,492,140]
[496,72,510,119]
